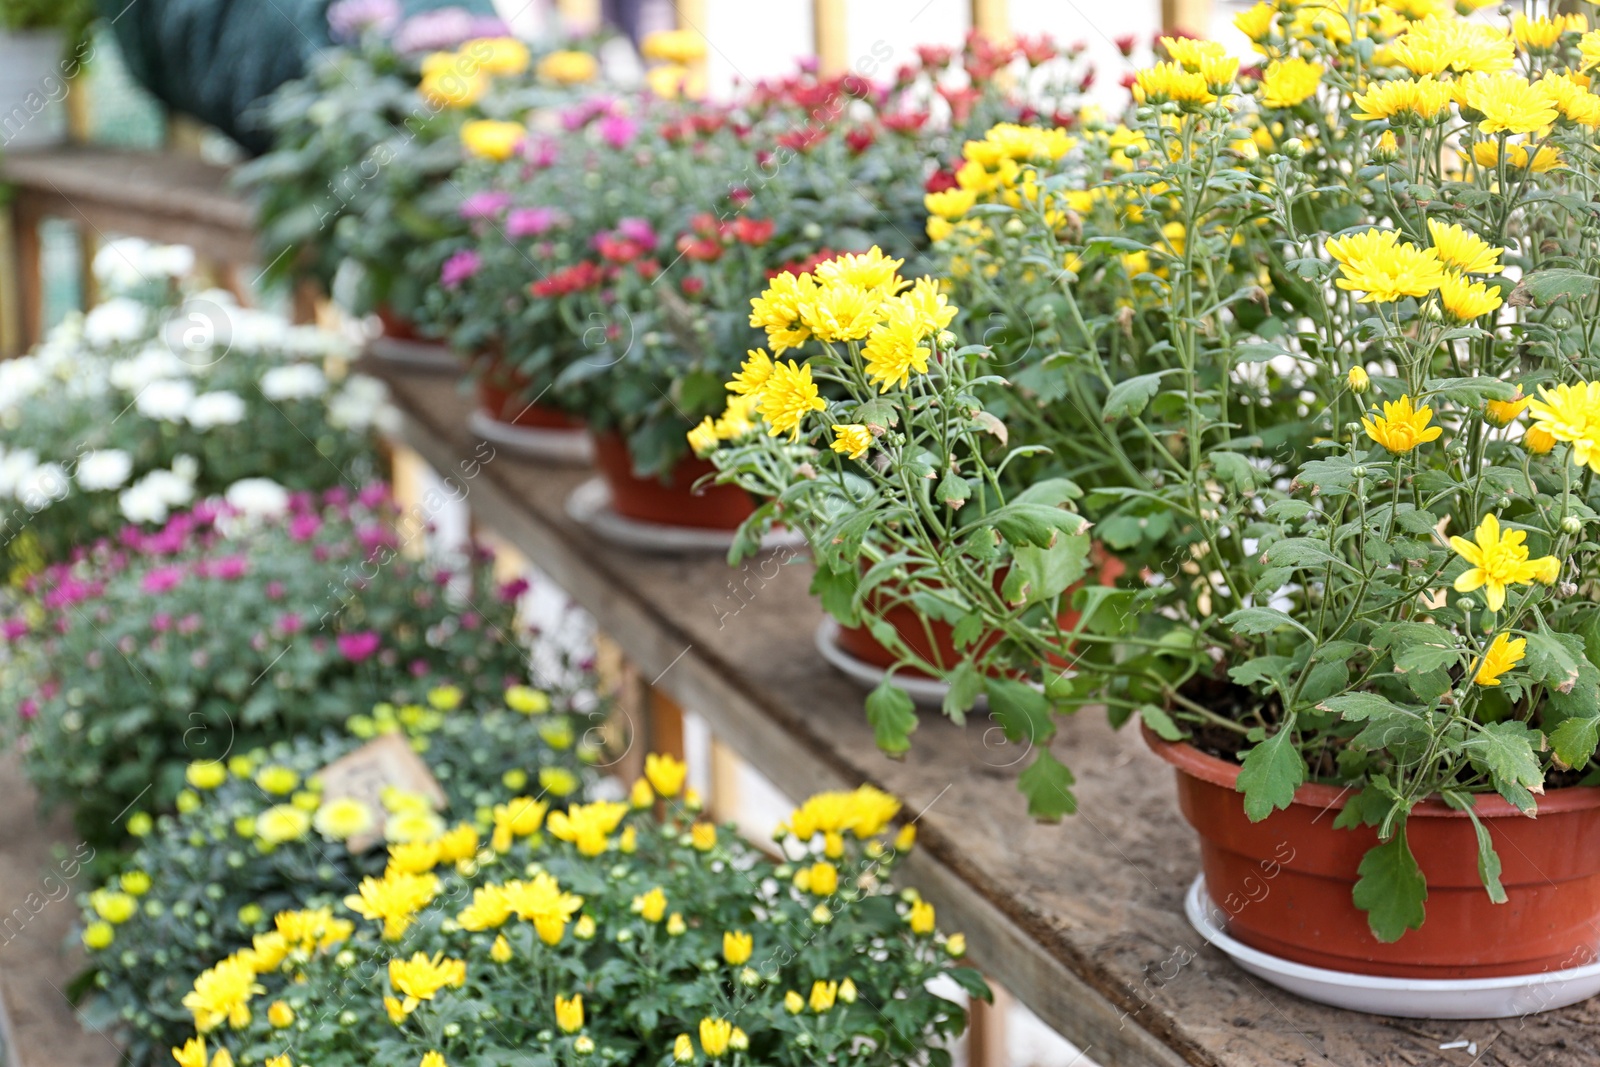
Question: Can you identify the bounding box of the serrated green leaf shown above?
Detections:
[1352,825,1428,942]
[1017,749,1077,822]
[1236,719,1306,821]
[865,679,918,757]
[942,663,983,724]
[1462,720,1545,807]
[1102,370,1176,422]
[1443,792,1508,905]
[985,677,1055,746]
[1551,715,1599,770]
[1222,606,1314,639]
[1138,704,1186,741]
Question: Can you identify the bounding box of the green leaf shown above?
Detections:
[810,565,859,625]
[1352,825,1428,943]
[1096,514,1145,551]
[1317,692,1408,721]
[942,663,984,724]
[1462,720,1545,808]
[1210,451,1262,494]
[985,677,1055,747]
[1222,606,1314,639]
[1235,719,1306,821]
[1017,748,1077,821]
[1101,370,1176,423]
[865,679,918,757]
[1515,267,1598,306]
[1138,704,1186,741]
[1258,537,1349,571]
[1550,715,1599,770]
[1011,531,1091,604]
[1442,792,1507,905]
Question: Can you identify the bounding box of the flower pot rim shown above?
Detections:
[1141,722,1600,818]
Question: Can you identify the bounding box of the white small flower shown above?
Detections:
[144,468,196,507]
[76,449,134,492]
[109,345,189,392]
[260,363,328,401]
[0,356,46,411]
[83,298,150,348]
[186,391,247,429]
[118,481,168,524]
[328,375,392,432]
[0,448,39,499]
[136,380,196,422]
[225,477,290,519]
[17,462,70,513]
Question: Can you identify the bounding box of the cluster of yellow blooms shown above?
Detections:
[688,249,959,460]
[420,37,529,109]
[639,28,709,99]
[178,906,353,1039]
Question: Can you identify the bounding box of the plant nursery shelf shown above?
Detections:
[378,366,1600,1067]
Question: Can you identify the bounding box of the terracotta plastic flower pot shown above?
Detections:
[1145,724,1600,979]
[375,304,424,342]
[835,550,1127,676]
[590,432,755,531]
[475,358,583,430]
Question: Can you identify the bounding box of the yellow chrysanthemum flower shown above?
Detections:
[1437,271,1503,322]
[1235,1,1275,42]
[186,761,227,790]
[1460,72,1558,134]
[1540,72,1600,127]
[1450,514,1559,611]
[172,1037,208,1067]
[1468,139,1563,172]
[554,993,586,1034]
[184,954,262,1032]
[861,298,933,393]
[645,752,687,796]
[1328,229,1446,302]
[314,796,373,841]
[799,283,886,343]
[699,1017,733,1057]
[536,49,598,85]
[461,120,526,162]
[1527,380,1600,472]
[419,63,489,109]
[924,188,977,221]
[1513,14,1574,52]
[1350,76,1451,122]
[723,930,753,965]
[686,417,719,457]
[809,979,840,1013]
[1483,387,1529,428]
[1260,57,1323,108]
[749,273,816,354]
[632,886,668,923]
[1474,632,1527,687]
[907,899,936,934]
[1425,219,1502,274]
[1388,16,1514,76]
[387,839,441,875]
[465,37,530,76]
[389,952,466,1012]
[830,424,873,461]
[274,906,352,952]
[1582,28,1600,71]
[814,247,906,293]
[256,804,312,847]
[1362,395,1443,454]
[787,785,901,839]
[758,360,826,440]
[546,800,629,856]
[1134,62,1215,107]
[641,28,707,64]
[345,871,440,940]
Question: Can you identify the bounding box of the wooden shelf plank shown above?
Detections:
[376,365,1600,1067]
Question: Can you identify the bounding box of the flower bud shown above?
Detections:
[575,1036,595,1056]
[1347,366,1370,394]
[1562,516,1583,536]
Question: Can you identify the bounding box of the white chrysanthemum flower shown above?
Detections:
[135,380,196,422]
[76,449,135,492]
[225,477,291,519]
[118,481,168,524]
[0,356,46,412]
[328,375,393,432]
[186,391,247,429]
[82,298,150,349]
[260,363,328,401]
[109,345,189,392]
[17,462,70,513]
[0,448,39,499]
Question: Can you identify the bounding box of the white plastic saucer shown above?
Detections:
[1184,875,1600,1019]
[366,334,458,371]
[565,478,805,555]
[468,410,593,465]
[813,618,967,709]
